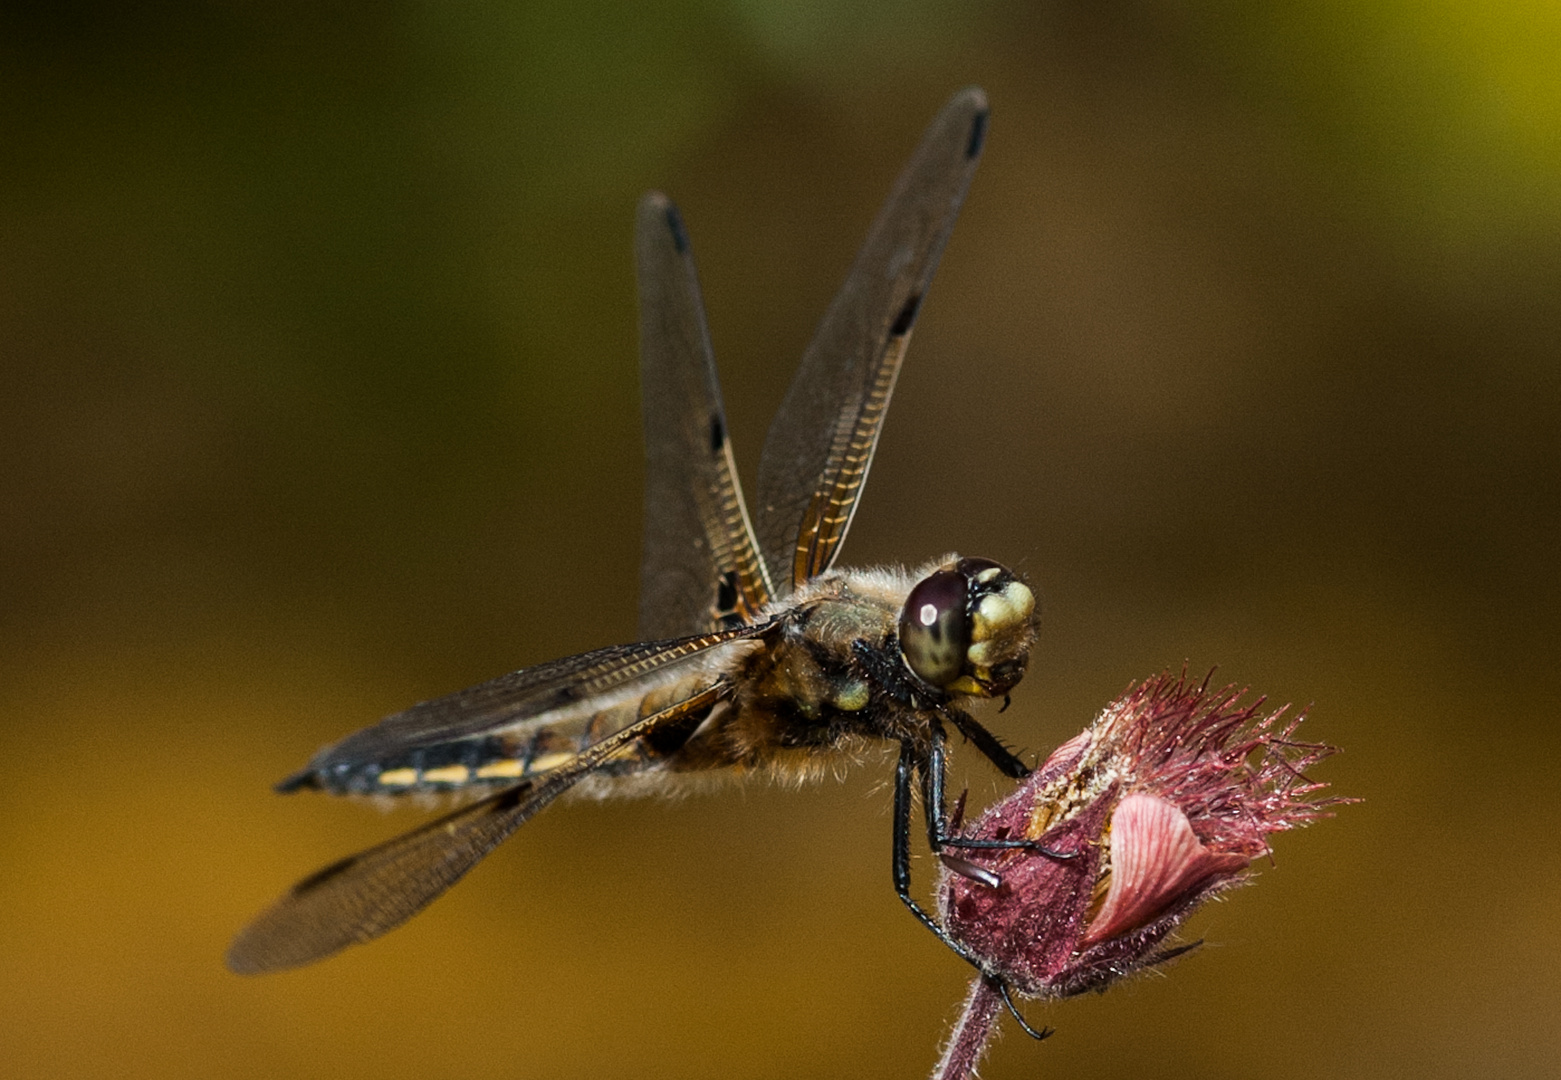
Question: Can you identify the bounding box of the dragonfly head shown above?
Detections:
[897,556,1037,699]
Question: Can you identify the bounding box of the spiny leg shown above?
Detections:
[945,709,1030,779]
[921,719,1076,859]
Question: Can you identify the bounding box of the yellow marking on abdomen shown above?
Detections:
[421,765,470,785]
[527,751,574,774]
[475,759,526,780]
[377,768,418,787]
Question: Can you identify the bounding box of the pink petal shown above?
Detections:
[1083,793,1251,945]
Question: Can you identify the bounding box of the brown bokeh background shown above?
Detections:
[3,3,1557,1078]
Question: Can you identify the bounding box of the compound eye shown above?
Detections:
[955,556,1003,578]
[898,570,971,688]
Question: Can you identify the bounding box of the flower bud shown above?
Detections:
[939,671,1346,998]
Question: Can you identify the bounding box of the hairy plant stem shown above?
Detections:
[930,977,1003,1080]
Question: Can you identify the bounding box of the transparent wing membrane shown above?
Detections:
[754,87,988,591]
[636,193,772,638]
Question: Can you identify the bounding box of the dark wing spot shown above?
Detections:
[491,784,530,813]
[965,110,988,160]
[664,204,690,254]
[709,412,725,454]
[891,292,923,337]
[291,852,361,896]
[641,699,714,757]
[715,570,739,612]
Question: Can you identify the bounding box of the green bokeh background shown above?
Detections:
[3,3,1557,1077]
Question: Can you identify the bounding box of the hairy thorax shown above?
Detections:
[689,566,938,775]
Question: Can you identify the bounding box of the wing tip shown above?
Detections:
[224,919,319,976]
[224,934,341,977]
[940,86,989,160]
[954,85,989,110]
[638,190,690,253]
[224,941,272,977]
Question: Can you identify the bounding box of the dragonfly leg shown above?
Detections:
[993,976,1054,1041]
[945,709,1030,779]
[892,740,982,963]
[892,739,1049,1034]
[922,720,1076,861]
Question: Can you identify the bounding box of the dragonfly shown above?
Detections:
[228,87,1056,976]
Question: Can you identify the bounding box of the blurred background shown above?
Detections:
[2,2,1557,1077]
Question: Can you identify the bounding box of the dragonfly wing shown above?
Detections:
[229,683,729,973]
[636,193,772,639]
[228,780,549,974]
[753,87,988,592]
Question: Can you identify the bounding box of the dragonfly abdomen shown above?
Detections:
[279,733,526,795]
[278,688,704,797]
